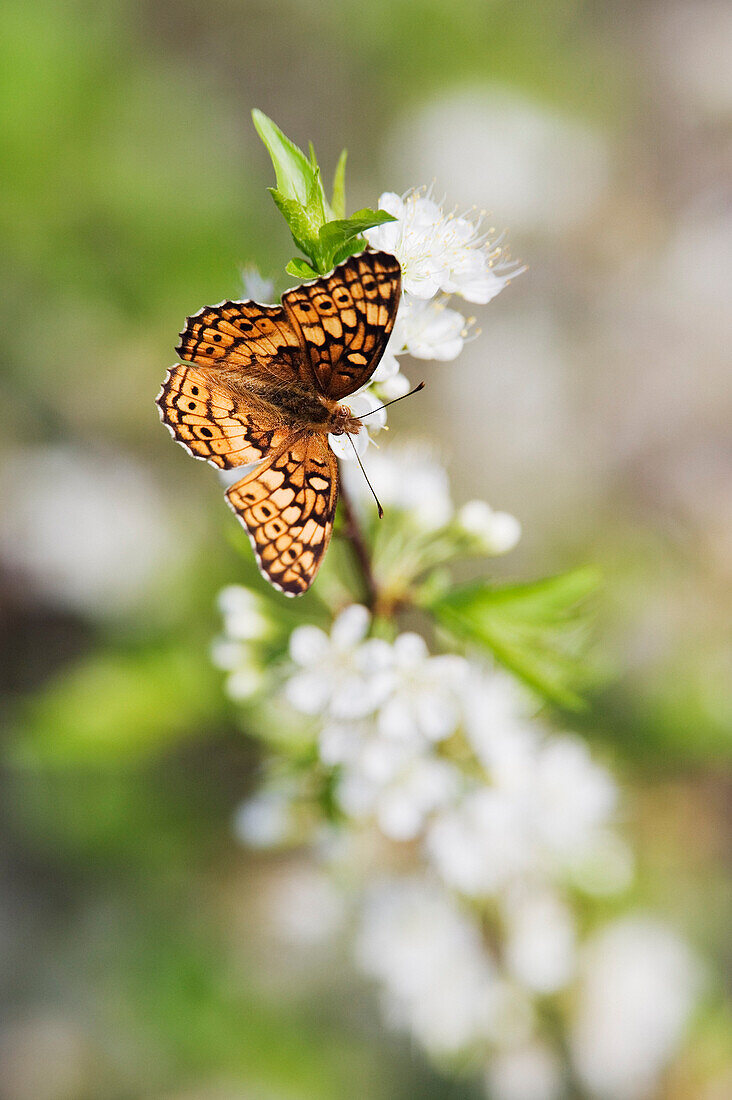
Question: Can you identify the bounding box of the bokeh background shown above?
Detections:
[1,1,730,1097]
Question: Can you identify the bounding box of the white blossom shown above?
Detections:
[356,878,532,1056]
[285,605,392,719]
[217,584,272,641]
[457,499,522,554]
[502,885,577,994]
[211,637,265,701]
[486,1042,563,1100]
[365,188,521,303]
[428,673,620,897]
[570,917,702,1100]
[212,585,273,699]
[338,749,460,842]
[233,788,295,849]
[427,786,536,896]
[530,736,618,861]
[373,294,473,393]
[377,633,469,744]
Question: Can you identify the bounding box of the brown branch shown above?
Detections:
[337,475,378,610]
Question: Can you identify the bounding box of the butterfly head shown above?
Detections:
[329,403,362,438]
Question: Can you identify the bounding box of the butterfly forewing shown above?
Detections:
[177,299,316,388]
[157,363,291,469]
[226,433,338,596]
[283,251,401,399]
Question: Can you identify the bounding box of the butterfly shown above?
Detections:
[157,250,401,595]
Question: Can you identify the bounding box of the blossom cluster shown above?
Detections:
[226,583,700,1100]
[333,188,522,452]
[218,450,700,1098]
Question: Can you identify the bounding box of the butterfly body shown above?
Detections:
[157,251,401,596]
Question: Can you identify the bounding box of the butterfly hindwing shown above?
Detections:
[157,364,291,469]
[283,251,401,400]
[226,432,338,596]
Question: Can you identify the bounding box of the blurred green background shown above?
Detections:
[1,1,730,1097]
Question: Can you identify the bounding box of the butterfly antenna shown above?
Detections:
[347,435,384,519]
[358,381,425,419]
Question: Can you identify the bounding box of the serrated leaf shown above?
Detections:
[252,108,315,205]
[286,257,319,279]
[331,237,368,267]
[267,188,319,258]
[316,208,397,272]
[331,148,348,219]
[306,168,326,233]
[428,566,602,710]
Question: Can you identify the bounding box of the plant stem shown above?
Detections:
[338,476,378,610]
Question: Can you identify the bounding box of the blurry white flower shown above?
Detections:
[356,878,512,1056]
[241,264,275,302]
[486,1042,563,1100]
[285,605,392,719]
[0,446,181,618]
[328,391,387,460]
[570,917,702,1100]
[429,673,620,896]
[427,787,535,896]
[211,637,265,701]
[530,736,618,860]
[502,886,576,994]
[217,585,272,641]
[366,189,520,302]
[263,863,347,947]
[463,670,541,783]
[338,751,460,841]
[233,788,296,849]
[457,500,522,554]
[378,633,469,743]
[212,586,273,700]
[343,442,453,530]
[388,89,609,233]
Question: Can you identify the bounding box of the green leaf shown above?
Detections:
[331,148,348,219]
[317,208,397,272]
[286,257,319,279]
[252,108,315,205]
[331,237,369,267]
[305,168,326,236]
[267,187,321,259]
[428,566,602,710]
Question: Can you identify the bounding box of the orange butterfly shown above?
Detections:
[157,251,401,595]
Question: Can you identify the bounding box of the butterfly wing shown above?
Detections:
[157,364,292,469]
[176,298,317,389]
[226,432,338,596]
[283,251,401,400]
